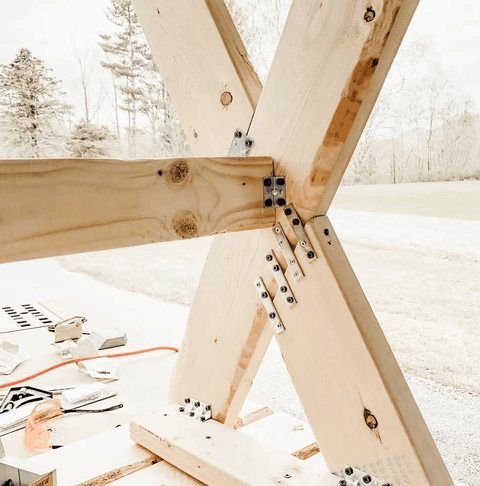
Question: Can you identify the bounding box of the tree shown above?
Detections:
[98,0,148,157]
[0,48,72,158]
[67,121,118,158]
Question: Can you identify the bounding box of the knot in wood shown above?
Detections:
[364,7,375,22]
[221,91,233,106]
[364,408,378,429]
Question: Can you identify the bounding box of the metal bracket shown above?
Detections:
[228,129,253,157]
[342,466,390,486]
[254,277,285,334]
[283,204,317,262]
[265,251,296,307]
[263,176,286,208]
[179,397,212,422]
[272,223,304,281]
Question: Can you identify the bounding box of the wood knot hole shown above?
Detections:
[169,161,189,183]
[221,91,233,106]
[364,408,378,429]
[364,7,375,22]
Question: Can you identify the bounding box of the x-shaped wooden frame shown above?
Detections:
[130,1,452,485]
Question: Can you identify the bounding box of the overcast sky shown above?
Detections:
[0,0,479,121]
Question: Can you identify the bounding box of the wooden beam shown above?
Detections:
[0,157,273,263]
[270,216,453,486]
[132,0,262,155]
[169,0,420,429]
[248,0,420,218]
[131,405,332,486]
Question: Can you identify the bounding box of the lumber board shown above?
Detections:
[131,404,337,486]
[39,425,159,486]
[269,216,453,486]
[132,0,262,155]
[0,157,273,263]
[248,0,420,218]
[170,0,420,432]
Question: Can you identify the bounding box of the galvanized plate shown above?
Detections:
[263,176,286,208]
[265,251,296,307]
[228,129,253,157]
[282,204,317,262]
[271,224,304,281]
[179,397,212,422]
[342,466,389,486]
[254,277,285,334]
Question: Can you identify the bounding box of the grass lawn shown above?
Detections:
[332,179,480,221]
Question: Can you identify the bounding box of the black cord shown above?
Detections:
[64,404,123,414]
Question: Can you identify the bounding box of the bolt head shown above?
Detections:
[345,467,354,476]
[184,397,191,404]
[324,228,329,236]
[292,218,300,226]
[363,475,372,484]
[339,481,347,486]
[381,484,391,486]
[200,416,206,422]
[245,139,252,148]
[189,411,195,417]
[269,312,276,319]
[234,130,242,138]
[263,178,272,187]
[265,198,273,207]
[266,254,273,261]
[276,177,285,186]
[280,286,287,293]
[300,241,306,247]
[179,406,185,412]
[194,401,200,408]
[284,208,292,216]
[273,264,280,272]
[286,297,294,304]
[205,405,211,411]
[284,474,291,479]
[277,197,286,206]
[307,251,315,259]
[261,292,268,299]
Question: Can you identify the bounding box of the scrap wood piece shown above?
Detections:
[0,156,273,264]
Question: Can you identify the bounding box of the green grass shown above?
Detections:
[331,180,480,221]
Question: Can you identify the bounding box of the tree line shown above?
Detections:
[0,0,477,185]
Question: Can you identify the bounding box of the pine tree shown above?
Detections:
[98,0,148,157]
[0,48,72,158]
[67,121,118,158]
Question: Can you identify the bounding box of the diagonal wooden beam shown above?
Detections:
[132,0,262,155]
[0,157,273,264]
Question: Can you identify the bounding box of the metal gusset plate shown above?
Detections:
[342,466,390,486]
[265,251,296,308]
[263,176,287,208]
[179,397,212,422]
[228,129,253,157]
[283,204,317,262]
[254,277,285,334]
[271,223,304,281]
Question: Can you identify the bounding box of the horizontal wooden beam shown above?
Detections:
[0,157,273,263]
[131,405,335,486]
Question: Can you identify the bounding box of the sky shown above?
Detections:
[0,0,479,124]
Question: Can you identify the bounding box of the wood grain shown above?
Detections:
[0,157,273,263]
[270,216,454,486]
[249,0,420,218]
[131,405,328,486]
[132,0,262,155]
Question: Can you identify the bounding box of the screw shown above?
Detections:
[184,397,191,404]
[292,218,300,226]
[280,286,287,293]
[307,251,315,259]
[266,254,273,261]
[269,312,276,319]
[264,178,272,187]
[200,416,206,422]
[339,481,347,486]
[273,264,280,272]
[179,406,185,412]
[284,208,292,216]
[205,405,211,411]
[265,199,273,207]
[324,228,329,236]
[189,412,195,417]
[345,467,354,476]
[284,474,291,479]
[157,170,163,176]
[275,226,280,233]
[234,130,242,138]
[261,292,268,299]
[363,475,372,484]
[277,198,286,206]
[245,139,252,148]
[194,401,200,408]
[290,259,295,264]
[364,7,375,22]
[286,297,294,304]
[293,271,299,277]
[256,282,261,287]
[382,484,391,486]
[276,177,285,186]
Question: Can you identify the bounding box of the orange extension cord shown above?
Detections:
[0,346,179,389]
